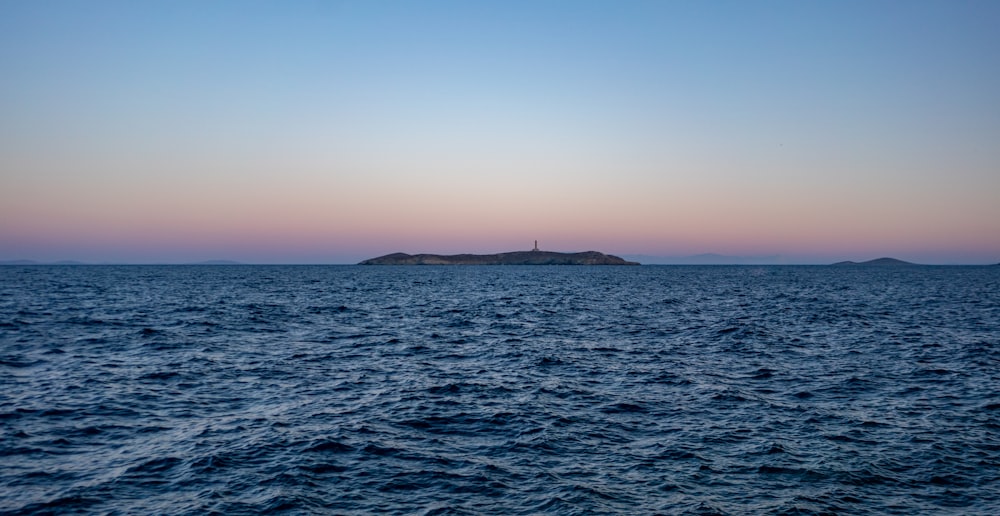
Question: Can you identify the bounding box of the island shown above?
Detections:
[831,257,916,266]
[360,249,639,266]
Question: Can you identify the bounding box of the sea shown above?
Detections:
[1,264,998,515]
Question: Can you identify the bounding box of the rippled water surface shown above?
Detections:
[2,265,999,514]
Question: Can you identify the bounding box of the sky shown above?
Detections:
[1,0,998,264]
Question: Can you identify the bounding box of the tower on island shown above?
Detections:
[532,240,539,252]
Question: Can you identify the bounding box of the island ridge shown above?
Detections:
[360,249,639,265]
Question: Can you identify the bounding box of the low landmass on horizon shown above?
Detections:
[360,250,639,266]
[831,257,917,267]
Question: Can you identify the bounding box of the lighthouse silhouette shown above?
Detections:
[532,240,539,252]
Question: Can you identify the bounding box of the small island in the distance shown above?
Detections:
[831,257,916,266]
[360,243,638,266]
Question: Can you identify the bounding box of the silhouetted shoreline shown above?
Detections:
[360,251,639,265]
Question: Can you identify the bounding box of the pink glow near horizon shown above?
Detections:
[4,181,997,263]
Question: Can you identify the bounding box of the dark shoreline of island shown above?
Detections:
[359,250,640,265]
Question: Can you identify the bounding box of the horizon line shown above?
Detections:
[3,258,998,266]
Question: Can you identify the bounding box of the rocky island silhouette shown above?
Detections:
[360,242,639,265]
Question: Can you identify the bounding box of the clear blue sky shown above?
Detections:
[2,1,998,263]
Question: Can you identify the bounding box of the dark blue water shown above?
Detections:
[2,265,998,514]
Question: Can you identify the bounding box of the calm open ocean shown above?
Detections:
[2,265,998,514]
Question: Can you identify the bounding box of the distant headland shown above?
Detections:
[831,257,916,266]
[360,243,639,265]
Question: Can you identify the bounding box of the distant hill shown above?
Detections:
[190,260,243,265]
[1,260,90,265]
[831,257,916,266]
[0,259,40,265]
[360,250,639,265]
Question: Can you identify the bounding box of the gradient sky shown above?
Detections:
[2,0,998,264]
